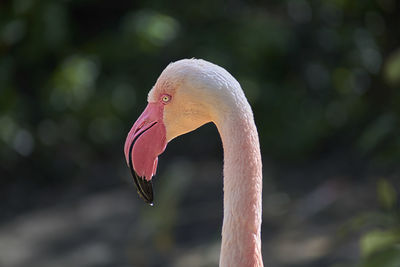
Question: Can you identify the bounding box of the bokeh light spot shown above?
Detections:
[13,129,34,156]
[51,55,100,110]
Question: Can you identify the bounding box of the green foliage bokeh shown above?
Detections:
[0,0,399,266]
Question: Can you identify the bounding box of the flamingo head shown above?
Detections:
[124,59,237,204]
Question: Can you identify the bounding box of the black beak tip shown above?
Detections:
[133,171,154,205]
[127,134,156,206]
[138,190,154,206]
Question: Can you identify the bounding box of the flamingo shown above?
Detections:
[124,59,263,267]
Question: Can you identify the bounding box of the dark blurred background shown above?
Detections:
[0,0,399,266]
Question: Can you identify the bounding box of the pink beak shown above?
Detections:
[124,102,167,205]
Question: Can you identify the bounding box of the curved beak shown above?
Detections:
[124,102,167,205]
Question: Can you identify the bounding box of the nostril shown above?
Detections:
[133,121,146,135]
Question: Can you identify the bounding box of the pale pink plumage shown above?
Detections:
[125,59,263,266]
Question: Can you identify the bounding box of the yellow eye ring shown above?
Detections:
[162,95,170,103]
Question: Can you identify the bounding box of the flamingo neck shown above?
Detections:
[215,103,263,267]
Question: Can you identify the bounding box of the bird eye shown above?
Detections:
[161,95,171,103]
